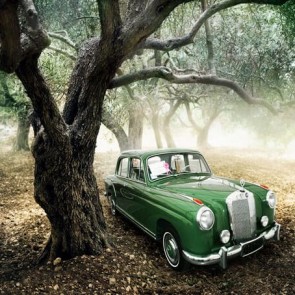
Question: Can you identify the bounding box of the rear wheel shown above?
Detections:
[162,227,190,271]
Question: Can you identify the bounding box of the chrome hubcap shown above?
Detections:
[163,232,180,267]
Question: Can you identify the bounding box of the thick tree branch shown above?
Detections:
[20,0,40,30]
[121,0,193,54]
[0,0,21,72]
[16,56,69,147]
[0,0,50,73]
[125,0,148,21]
[142,0,290,51]
[110,66,278,114]
[110,66,172,87]
[97,0,122,40]
[0,0,64,145]
[201,0,216,75]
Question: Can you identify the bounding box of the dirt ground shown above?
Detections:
[0,145,294,294]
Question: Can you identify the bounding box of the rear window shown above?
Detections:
[117,157,129,177]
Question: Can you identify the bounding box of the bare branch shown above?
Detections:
[16,57,68,147]
[110,66,173,87]
[48,32,77,50]
[47,46,77,61]
[142,0,290,51]
[110,66,278,114]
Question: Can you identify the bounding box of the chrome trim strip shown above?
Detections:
[182,222,280,269]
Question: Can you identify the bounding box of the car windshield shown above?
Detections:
[147,152,211,181]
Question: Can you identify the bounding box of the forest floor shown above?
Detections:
[0,145,295,294]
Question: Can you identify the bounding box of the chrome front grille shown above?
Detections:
[226,190,256,241]
[231,198,252,240]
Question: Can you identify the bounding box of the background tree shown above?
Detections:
[0,0,290,263]
[0,71,31,150]
[213,4,295,145]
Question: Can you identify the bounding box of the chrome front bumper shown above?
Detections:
[182,222,281,269]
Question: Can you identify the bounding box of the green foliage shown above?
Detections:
[39,51,75,104]
[206,5,294,104]
[31,1,294,147]
[35,0,99,43]
[0,71,30,123]
[278,0,295,46]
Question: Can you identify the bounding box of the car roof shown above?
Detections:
[120,148,201,160]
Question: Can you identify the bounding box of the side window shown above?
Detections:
[130,157,145,182]
[188,154,202,172]
[188,154,210,173]
[117,157,129,177]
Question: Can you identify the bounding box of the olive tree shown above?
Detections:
[0,0,289,262]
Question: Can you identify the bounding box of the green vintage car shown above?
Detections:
[104,148,280,270]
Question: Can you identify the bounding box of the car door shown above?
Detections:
[113,157,133,213]
[114,157,145,215]
[120,157,156,234]
[121,157,145,212]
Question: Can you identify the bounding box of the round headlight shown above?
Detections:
[196,206,215,230]
[261,216,269,227]
[220,230,231,244]
[266,191,276,208]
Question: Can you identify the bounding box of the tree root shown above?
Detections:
[37,236,52,264]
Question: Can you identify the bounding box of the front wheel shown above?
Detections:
[162,228,190,271]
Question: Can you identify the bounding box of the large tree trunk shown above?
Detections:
[16,37,122,261]
[197,110,221,149]
[197,125,210,149]
[32,132,107,261]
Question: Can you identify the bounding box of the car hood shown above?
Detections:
[155,175,248,205]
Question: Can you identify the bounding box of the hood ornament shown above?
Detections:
[240,178,245,192]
